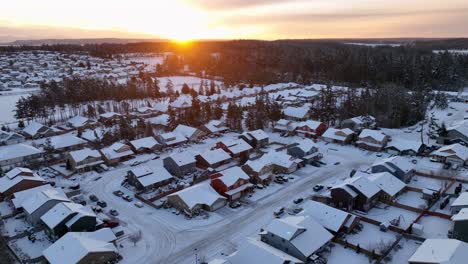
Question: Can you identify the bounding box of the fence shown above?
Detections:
[333,237,382,260]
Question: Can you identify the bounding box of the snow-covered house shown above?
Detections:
[40,202,96,239]
[167,183,227,216]
[21,121,54,139]
[22,188,71,224]
[331,176,381,211]
[196,149,232,169]
[287,139,320,164]
[43,229,119,264]
[0,167,47,199]
[300,201,359,234]
[431,143,468,166]
[273,119,298,134]
[99,142,134,165]
[283,106,310,121]
[385,138,426,156]
[66,115,95,129]
[367,172,406,201]
[0,131,26,145]
[98,111,122,123]
[0,143,44,169]
[294,120,328,138]
[240,129,269,149]
[260,216,333,262]
[156,132,188,147]
[356,129,389,151]
[127,166,174,192]
[321,128,355,145]
[215,138,253,160]
[341,115,376,131]
[202,120,228,135]
[128,136,162,153]
[210,166,253,201]
[451,192,468,214]
[36,134,87,153]
[408,239,468,264]
[371,156,415,183]
[221,239,303,264]
[439,120,468,145]
[163,152,197,177]
[261,151,299,174]
[450,208,468,242]
[146,114,169,130]
[173,124,205,141]
[67,148,104,172]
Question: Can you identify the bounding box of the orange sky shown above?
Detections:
[1,0,467,42]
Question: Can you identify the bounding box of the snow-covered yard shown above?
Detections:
[0,201,14,216]
[385,237,420,264]
[345,222,398,252]
[396,191,426,209]
[1,217,30,237]
[408,176,446,191]
[418,215,450,239]
[326,243,370,264]
[361,205,420,230]
[9,230,52,260]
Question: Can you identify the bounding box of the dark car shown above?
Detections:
[313,185,324,192]
[113,190,124,197]
[122,195,133,202]
[97,201,107,208]
[69,183,80,190]
[89,194,99,202]
[109,209,119,216]
[293,198,304,204]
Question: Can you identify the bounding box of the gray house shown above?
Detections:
[163,152,197,177]
[438,121,468,145]
[451,208,468,242]
[287,139,319,165]
[260,216,333,262]
[371,156,415,183]
[22,188,71,224]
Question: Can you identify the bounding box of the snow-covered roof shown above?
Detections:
[174,124,198,139]
[0,143,43,162]
[22,121,49,136]
[297,120,323,130]
[265,216,333,258]
[261,151,298,170]
[372,156,414,174]
[432,143,468,161]
[300,201,350,233]
[100,142,134,160]
[12,184,53,209]
[0,167,45,194]
[22,188,70,215]
[358,129,387,142]
[38,134,86,150]
[204,120,228,133]
[451,192,468,207]
[167,152,196,166]
[129,136,160,151]
[43,229,118,264]
[217,166,250,187]
[283,106,309,119]
[99,111,121,119]
[292,139,317,153]
[322,128,354,141]
[349,115,376,125]
[242,129,269,141]
[344,176,381,199]
[146,114,169,126]
[41,202,95,229]
[198,149,231,165]
[168,182,226,210]
[67,116,92,128]
[409,239,468,264]
[227,238,303,264]
[130,166,173,188]
[220,139,253,154]
[386,138,423,153]
[69,148,102,163]
[367,172,405,197]
[159,132,187,145]
[452,208,468,222]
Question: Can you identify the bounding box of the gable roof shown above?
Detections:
[69,148,102,163]
[283,106,309,119]
[0,143,43,162]
[322,128,354,141]
[358,129,387,142]
[243,129,269,141]
[409,239,468,264]
[37,134,86,150]
[168,182,226,210]
[22,188,70,215]
[386,138,424,153]
[67,116,92,128]
[198,149,232,165]
[129,137,160,150]
[227,239,303,264]
[167,152,196,166]
[217,166,250,187]
[174,124,198,138]
[0,167,46,194]
[300,200,351,232]
[23,121,49,136]
[345,176,381,199]
[130,166,173,188]
[219,139,253,154]
[367,172,406,197]
[41,202,95,229]
[432,143,468,161]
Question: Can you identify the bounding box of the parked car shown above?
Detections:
[89,194,99,202]
[273,207,285,218]
[152,155,161,160]
[130,160,144,167]
[113,190,124,197]
[254,184,264,190]
[122,195,133,202]
[313,185,324,192]
[229,201,241,209]
[109,209,119,216]
[69,183,80,190]
[134,202,144,208]
[293,198,304,204]
[91,206,102,213]
[274,178,284,184]
[97,201,107,208]
[103,218,119,228]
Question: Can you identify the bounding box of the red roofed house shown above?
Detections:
[294,120,328,138]
[210,166,253,201]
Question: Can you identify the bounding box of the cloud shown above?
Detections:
[186,0,297,10]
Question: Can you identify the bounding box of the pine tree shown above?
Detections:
[181,83,190,94]
[144,122,153,137]
[167,106,178,130]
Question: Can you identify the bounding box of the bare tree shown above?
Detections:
[128,230,142,246]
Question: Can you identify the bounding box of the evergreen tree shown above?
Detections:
[167,106,178,130]
[181,83,190,94]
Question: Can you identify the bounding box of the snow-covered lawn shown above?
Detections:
[326,243,370,264]
[361,205,419,229]
[408,176,446,191]
[386,237,420,264]
[396,191,426,209]
[9,230,51,260]
[0,201,14,216]
[345,222,398,252]
[418,215,450,239]
[1,217,30,237]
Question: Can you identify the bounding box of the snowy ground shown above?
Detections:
[346,222,398,252]
[417,215,450,239]
[385,238,421,264]
[9,230,51,260]
[1,217,29,237]
[0,201,13,216]
[395,191,426,209]
[326,243,370,264]
[359,204,419,230]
